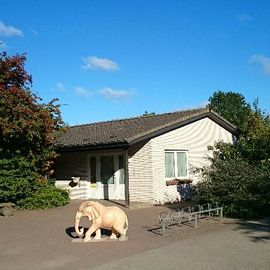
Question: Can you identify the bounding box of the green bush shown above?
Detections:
[193,156,270,219]
[17,183,70,210]
[0,157,37,203]
[0,157,69,209]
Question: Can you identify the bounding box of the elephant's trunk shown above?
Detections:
[75,212,84,236]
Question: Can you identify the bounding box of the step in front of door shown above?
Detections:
[69,187,88,200]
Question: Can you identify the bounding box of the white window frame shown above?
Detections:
[165,150,189,179]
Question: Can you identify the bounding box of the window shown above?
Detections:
[165,151,188,178]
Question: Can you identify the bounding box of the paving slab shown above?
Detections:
[0,200,269,270]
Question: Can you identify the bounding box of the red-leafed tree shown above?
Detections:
[0,52,64,174]
[0,52,69,208]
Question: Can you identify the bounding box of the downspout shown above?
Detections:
[124,149,130,208]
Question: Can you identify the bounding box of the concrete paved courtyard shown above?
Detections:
[0,200,269,270]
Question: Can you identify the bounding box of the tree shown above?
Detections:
[193,91,270,218]
[0,52,64,175]
[193,141,270,218]
[208,91,251,134]
[0,52,69,208]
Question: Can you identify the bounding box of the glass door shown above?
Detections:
[88,153,125,200]
[100,155,115,199]
[100,155,115,184]
[117,154,125,200]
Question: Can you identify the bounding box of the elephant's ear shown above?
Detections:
[87,206,100,220]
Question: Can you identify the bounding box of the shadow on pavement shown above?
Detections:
[66,227,79,239]
[65,226,112,239]
[163,201,196,211]
[234,217,270,243]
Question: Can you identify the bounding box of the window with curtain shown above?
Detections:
[165,151,188,178]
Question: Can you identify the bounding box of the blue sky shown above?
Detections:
[0,0,269,125]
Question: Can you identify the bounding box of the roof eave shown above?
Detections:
[207,110,237,134]
[128,111,237,146]
[54,141,129,152]
[54,110,237,151]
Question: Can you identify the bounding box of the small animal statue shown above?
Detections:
[74,201,128,242]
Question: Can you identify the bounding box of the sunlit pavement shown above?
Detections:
[0,200,269,270]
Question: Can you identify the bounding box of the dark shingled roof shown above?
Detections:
[54,107,236,150]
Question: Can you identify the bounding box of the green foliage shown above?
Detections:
[0,157,37,202]
[240,101,270,167]
[0,52,65,175]
[195,91,270,219]
[193,146,270,218]
[0,52,69,209]
[208,90,251,135]
[0,157,69,209]
[17,183,70,210]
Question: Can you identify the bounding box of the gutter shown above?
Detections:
[54,142,129,152]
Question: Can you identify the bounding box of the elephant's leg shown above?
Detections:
[84,225,97,242]
[94,228,101,240]
[114,226,127,240]
[110,229,118,239]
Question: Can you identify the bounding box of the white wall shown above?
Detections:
[132,117,234,204]
[128,141,154,203]
[55,180,89,200]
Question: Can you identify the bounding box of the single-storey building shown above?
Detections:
[53,107,236,206]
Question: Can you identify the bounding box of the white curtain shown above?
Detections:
[165,152,175,178]
[177,152,187,177]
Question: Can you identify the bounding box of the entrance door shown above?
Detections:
[117,154,125,200]
[88,153,125,200]
[100,155,115,199]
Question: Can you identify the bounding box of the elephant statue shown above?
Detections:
[74,201,128,242]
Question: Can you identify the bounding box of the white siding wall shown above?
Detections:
[55,180,89,200]
[54,151,89,199]
[150,117,234,204]
[128,141,154,203]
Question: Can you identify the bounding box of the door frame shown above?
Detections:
[88,152,125,200]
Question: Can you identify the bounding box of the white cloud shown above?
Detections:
[0,21,23,37]
[82,56,119,71]
[29,28,38,35]
[174,100,209,112]
[199,100,209,107]
[74,86,93,97]
[237,14,252,23]
[52,82,65,92]
[249,54,270,75]
[100,87,134,101]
